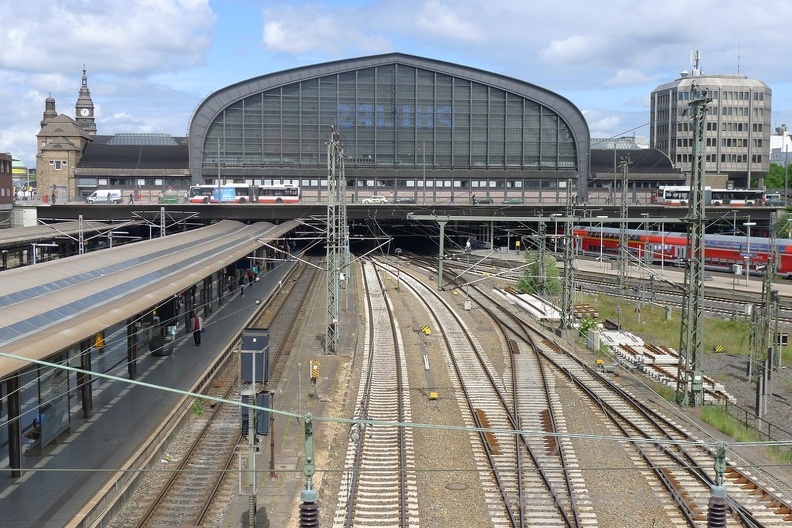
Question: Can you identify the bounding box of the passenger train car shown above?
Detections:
[650,186,766,207]
[572,226,792,278]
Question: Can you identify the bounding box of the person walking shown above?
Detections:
[239,275,245,297]
[128,192,135,204]
[192,312,203,345]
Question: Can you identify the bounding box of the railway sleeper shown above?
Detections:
[539,409,558,456]
[473,408,502,456]
[660,467,705,520]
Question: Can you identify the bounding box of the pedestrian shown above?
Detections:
[192,311,203,345]
[227,275,233,294]
[128,192,134,204]
[51,190,56,204]
[183,191,189,203]
[239,275,245,297]
[247,268,254,284]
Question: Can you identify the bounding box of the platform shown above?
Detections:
[0,261,295,527]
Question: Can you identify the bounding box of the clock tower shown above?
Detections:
[75,65,97,135]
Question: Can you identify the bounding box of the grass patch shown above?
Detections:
[576,292,756,358]
[699,405,762,443]
[648,381,677,402]
[769,445,792,464]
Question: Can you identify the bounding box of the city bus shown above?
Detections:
[188,183,300,204]
[709,188,765,206]
[651,185,765,207]
[650,185,711,206]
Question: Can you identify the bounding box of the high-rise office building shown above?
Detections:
[650,52,771,189]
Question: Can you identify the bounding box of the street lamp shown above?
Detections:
[743,221,756,285]
[30,242,58,265]
[550,213,562,253]
[421,141,427,205]
[782,124,789,204]
[596,215,608,266]
[640,213,649,263]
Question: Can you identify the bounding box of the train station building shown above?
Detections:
[35,53,689,205]
[188,53,591,204]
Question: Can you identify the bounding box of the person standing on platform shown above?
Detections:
[191,311,203,345]
[239,275,245,297]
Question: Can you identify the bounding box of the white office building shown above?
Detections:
[650,53,771,189]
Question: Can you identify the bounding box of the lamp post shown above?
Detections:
[783,125,789,204]
[421,141,427,205]
[744,220,756,286]
[640,212,649,265]
[785,142,789,205]
[596,215,608,267]
[550,213,562,253]
[660,220,665,276]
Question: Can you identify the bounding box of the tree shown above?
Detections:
[763,163,787,190]
[517,252,563,295]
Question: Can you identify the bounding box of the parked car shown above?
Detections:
[502,197,524,204]
[394,197,416,204]
[362,195,389,204]
[474,197,494,204]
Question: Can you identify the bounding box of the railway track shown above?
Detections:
[438,254,792,324]
[332,260,419,527]
[403,252,792,525]
[102,260,315,527]
[471,278,792,527]
[131,365,241,527]
[377,258,585,527]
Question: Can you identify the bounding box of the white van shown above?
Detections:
[87,189,122,204]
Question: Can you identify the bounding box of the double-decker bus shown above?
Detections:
[651,186,765,207]
[188,183,300,204]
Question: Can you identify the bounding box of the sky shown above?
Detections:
[3,0,792,170]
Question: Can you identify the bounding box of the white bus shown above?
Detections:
[188,183,300,204]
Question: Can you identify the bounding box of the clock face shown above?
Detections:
[80,108,90,117]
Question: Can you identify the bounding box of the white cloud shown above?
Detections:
[414,0,485,42]
[0,0,215,75]
[605,69,655,87]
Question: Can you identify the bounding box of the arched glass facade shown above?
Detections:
[189,54,589,203]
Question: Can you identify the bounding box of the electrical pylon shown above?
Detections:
[325,127,346,354]
[675,85,710,407]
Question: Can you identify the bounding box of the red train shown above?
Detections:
[572,226,792,278]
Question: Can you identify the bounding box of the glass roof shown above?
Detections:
[107,133,178,146]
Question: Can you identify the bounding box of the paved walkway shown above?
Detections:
[0,262,293,527]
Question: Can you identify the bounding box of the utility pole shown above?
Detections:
[536,222,547,295]
[325,127,346,354]
[618,157,630,291]
[560,180,576,329]
[675,83,710,407]
[754,214,778,416]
